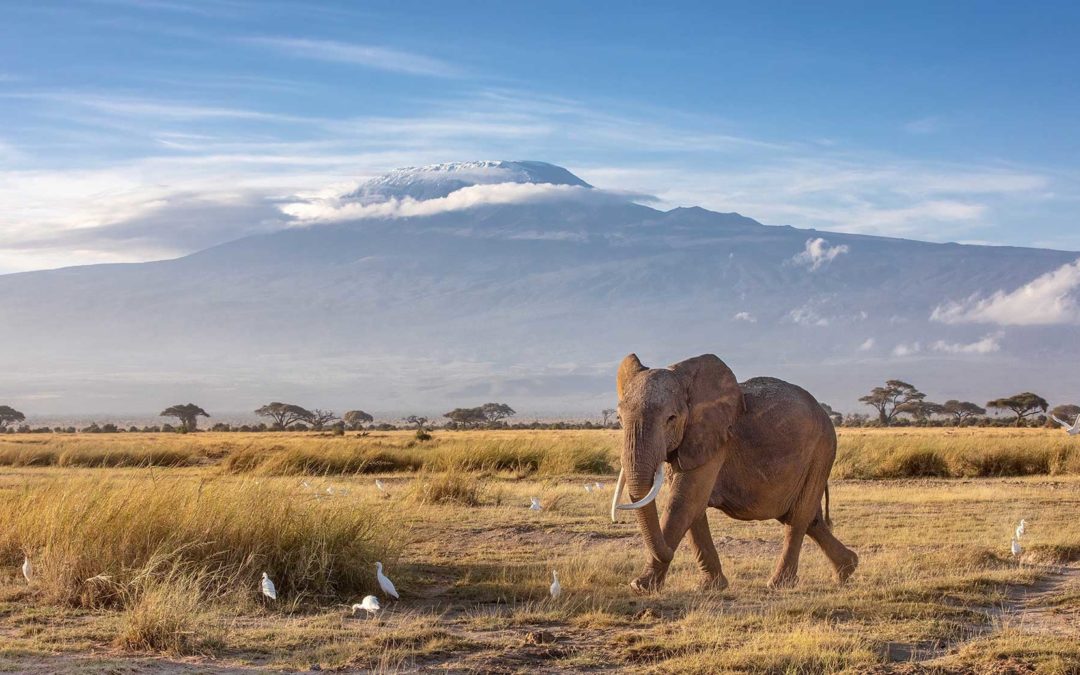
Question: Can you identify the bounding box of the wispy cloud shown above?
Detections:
[790,237,849,271]
[243,37,461,77]
[931,258,1080,325]
[282,182,601,223]
[931,332,1004,354]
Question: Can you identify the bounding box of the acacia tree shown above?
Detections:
[159,403,209,432]
[254,402,312,429]
[858,380,925,426]
[987,392,1049,427]
[305,408,338,430]
[404,415,429,431]
[343,410,374,430]
[481,402,516,425]
[941,400,986,425]
[601,408,617,427]
[896,400,944,423]
[444,407,487,428]
[0,405,26,431]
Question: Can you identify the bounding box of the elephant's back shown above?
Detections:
[712,376,835,520]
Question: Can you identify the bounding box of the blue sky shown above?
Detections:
[2,0,1079,272]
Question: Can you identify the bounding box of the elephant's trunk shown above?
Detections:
[616,419,672,564]
[628,464,672,563]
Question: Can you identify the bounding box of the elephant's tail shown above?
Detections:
[824,483,833,529]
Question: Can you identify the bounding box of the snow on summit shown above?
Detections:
[345,161,592,204]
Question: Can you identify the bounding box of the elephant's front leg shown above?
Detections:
[631,454,723,593]
[688,511,728,591]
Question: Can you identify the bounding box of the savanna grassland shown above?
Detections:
[0,429,1078,673]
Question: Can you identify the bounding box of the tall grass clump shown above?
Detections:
[406,468,486,506]
[0,476,398,609]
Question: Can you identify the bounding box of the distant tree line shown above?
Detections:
[4,383,1078,434]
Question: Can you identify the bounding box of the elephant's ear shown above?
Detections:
[616,353,647,400]
[670,354,742,472]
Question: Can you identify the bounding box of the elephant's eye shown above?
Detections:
[666,414,677,424]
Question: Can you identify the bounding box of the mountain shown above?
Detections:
[2,161,1078,418]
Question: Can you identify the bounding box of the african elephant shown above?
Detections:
[610,353,858,592]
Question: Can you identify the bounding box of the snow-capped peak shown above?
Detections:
[345,160,592,203]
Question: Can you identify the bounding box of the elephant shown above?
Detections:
[610,353,858,592]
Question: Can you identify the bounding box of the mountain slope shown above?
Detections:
[2,162,1077,417]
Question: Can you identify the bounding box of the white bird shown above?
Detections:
[594,482,603,490]
[1011,538,1022,557]
[375,479,387,492]
[549,570,561,599]
[376,562,399,599]
[1050,413,1080,436]
[21,555,32,583]
[352,595,381,617]
[261,572,277,600]
[584,483,594,493]
[1015,519,1027,539]
[529,497,543,511]
[326,486,334,495]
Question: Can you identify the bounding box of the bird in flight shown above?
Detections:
[1050,413,1080,435]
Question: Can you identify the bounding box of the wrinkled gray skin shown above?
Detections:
[615,353,858,592]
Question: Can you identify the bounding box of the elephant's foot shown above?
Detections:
[630,565,668,594]
[833,550,859,585]
[697,571,729,592]
[767,568,799,589]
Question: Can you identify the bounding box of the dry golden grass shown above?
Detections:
[0,429,1076,672]
[4,427,1079,479]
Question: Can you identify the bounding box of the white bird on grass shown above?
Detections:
[352,595,381,618]
[375,479,387,492]
[593,482,603,490]
[549,571,561,599]
[261,572,277,600]
[1015,519,1027,539]
[21,555,32,583]
[376,562,399,599]
[529,497,543,511]
[584,483,593,493]
[1011,538,1022,558]
[1050,413,1080,436]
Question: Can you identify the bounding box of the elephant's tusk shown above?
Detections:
[610,467,627,522]
[615,465,665,513]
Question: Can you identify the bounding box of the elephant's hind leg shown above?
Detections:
[768,523,806,589]
[688,511,728,591]
[807,516,859,584]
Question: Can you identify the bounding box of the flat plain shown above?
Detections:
[0,429,1078,673]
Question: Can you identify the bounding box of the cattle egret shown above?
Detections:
[1011,538,1022,557]
[375,479,387,492]
[594,482,603,490]
[376,562,399,599]
[530,497,543,511]
[1050,413,1080,436]
[549,571,561,599]
[21,556,32,583]
[352,595,381,617]
[584,483,593,493]
[326,486,334,495]
[261,572,277,600]
[1016,519,1027,539]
